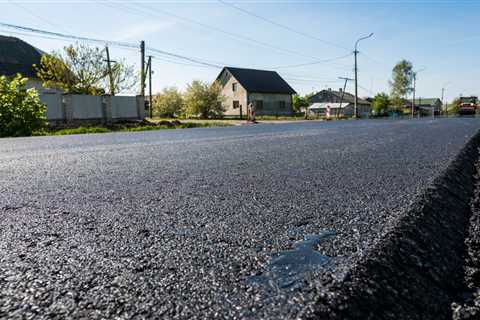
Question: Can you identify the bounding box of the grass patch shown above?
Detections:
[32,121,232,137]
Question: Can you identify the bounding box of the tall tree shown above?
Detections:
[183,80,225,119]
[35,43,137,95]
[103,60,138,95]
[389,59,414,100]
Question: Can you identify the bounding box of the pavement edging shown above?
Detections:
[312,131,480,319]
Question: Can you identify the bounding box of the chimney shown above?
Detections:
[328,88,332,91]
[339,88,343,92]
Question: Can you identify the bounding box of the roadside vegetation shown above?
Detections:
[33,120,231,137]
[35,43,138,95]
[0,75,47,137]
[152,80,225,119]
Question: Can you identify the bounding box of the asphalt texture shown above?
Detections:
[1,118,480,319]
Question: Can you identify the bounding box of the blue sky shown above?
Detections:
[1,0,479,101]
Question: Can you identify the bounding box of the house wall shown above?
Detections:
[248,92,293,116]
[218,71,248,117]
[26,78,62,94]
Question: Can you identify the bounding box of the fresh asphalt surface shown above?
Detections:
[1,118,480,319]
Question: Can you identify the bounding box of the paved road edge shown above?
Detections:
[311,130,480,319]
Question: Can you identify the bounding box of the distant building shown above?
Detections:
[308,102,354,116]
[404,98,443,114]
[216,67,296,117]
[308,88,371,117]
[0,35,54,93]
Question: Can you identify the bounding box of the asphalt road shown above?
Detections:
[1,118,480,319]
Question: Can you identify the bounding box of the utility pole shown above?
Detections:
[104,45,116,96]
[338,77,354,118]
[441,87,445,116]
[146,55,153,119]
[441,82,451,116]
[412,73,416,118]
[354,33,374,119]
[412,68,426,118]
[140,40,145,97]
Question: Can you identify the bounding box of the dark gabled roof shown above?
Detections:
[217,67,296,95]
[311,89,371,105]
[0,35,43,78]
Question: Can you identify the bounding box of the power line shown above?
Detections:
[125,2,337,61]
[97,1,355,70]
[8,0,71,33]
[0,22,223,69]
[218,0,349,51]
[272,53,353,69]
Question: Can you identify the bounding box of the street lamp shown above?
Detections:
[354,33,374,118]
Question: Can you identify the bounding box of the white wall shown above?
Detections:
[40,93,63,120]
[111,96,139,119]
[71,95,104,119]
[40,94,144,122]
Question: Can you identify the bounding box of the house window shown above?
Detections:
[232,83,237,92]
[233,100,240,109]
[255,100,263,110]
[278,101,286,109]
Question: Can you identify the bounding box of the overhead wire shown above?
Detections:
[217,0,350,51]
[0,22,223,69]
[97,0,356,70]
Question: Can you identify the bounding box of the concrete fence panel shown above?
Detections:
[70,95,104,120]
[111,96,139,119]
[40,93,63,120]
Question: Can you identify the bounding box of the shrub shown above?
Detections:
[0,75,47,137]
[183,80,225,119]
[153,87,184,118]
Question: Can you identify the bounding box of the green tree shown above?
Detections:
[183,80,225,119]
[372,92,390,115]
[447,98,461,114]
[102,58,138,95]
[153,87,184,118]
[292,94,309,113]
[0,75,47,137]
[389,60,414,99]
[35,43,137,95]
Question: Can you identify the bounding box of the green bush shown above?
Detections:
[153,87,184,118]
[0,75,47,137]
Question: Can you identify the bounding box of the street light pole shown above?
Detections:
[354,33,374,119]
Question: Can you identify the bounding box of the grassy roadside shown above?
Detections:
[32,121,232,137]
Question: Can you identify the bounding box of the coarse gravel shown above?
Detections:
[1,118,480,319]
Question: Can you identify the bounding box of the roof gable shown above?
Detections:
[217,67,296,95]
[309,89,371,105]
[0,35,43,78]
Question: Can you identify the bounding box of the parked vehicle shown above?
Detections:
[458,96,478,115]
